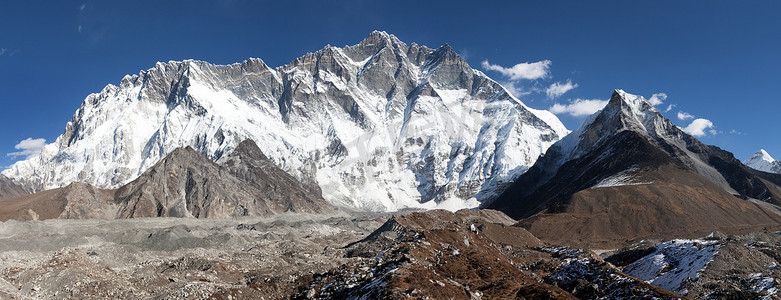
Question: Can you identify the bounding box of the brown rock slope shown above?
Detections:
[488,90,781,249]
[115,146,274,218]
[0,139,330,221]
[0,182,115,221]
[294,209,687,299]
[218,139,331,214]
[0,175,28,199]
[520,164,781,249]
[115,141,331,218]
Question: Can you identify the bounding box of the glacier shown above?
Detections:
[2,31,568,211]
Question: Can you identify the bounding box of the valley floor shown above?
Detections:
[1,209,780,299]
[0,210,390,299]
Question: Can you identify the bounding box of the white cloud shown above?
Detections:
[546,80,578,99]
[78,25,83,33]
[682,118,714,137]
[501,81,532,98]
[7,138,47,159]
[549,99,609,117]
[677,111,695,120]
[0,48,6,56]
[664,104,675,113]
[80,3,86,10]
[648,93,667,106]
[481,60,551,81]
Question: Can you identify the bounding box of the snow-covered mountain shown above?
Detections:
[488,90,781,247]
[2,31,567,211]
[745,149,781,174]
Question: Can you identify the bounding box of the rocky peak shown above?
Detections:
[426,43,463,65]
[358,30,398,49]
[229,139,269,161]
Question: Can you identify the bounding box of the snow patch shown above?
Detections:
[592,169,653,188]
[623,239,721,294]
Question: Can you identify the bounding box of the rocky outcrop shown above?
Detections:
[114,146,267,218]
[296,209,686,299]
[218,139,331,214]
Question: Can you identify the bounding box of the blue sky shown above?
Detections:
[1,1,779,168]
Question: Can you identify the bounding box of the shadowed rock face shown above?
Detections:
[115,141,331,219]
[0,175,28,200]
[115,146,270,218]
[219,139,331,214]
[488,90,781,248]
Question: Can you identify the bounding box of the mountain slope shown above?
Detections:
[745,149,781,174]
[218,139,331,214]
[0,175,27,200]
[0,182,116,221]
[114,142,330,218]
[487,90,781,248]
[2,31,567,211]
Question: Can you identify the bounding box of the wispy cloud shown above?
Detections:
[729,129,744,135]
[7,138,47,159]
[546,80,578,99]
[549,98,609,117]
[481,60,551,81]
[664,104,675,113]
[682,119,714,137]
[648,93,667,106]
[677,111,695,120]
[0,48,5,56]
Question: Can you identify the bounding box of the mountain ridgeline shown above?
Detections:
[0,139,331,221]
[1,31,567,212]
[487,90,781,248]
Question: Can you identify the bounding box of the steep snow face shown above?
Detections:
[623,239,721,294]
[745,149,781,174]
[2,31,567,212]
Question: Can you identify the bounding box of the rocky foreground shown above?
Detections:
[1,208,779,299]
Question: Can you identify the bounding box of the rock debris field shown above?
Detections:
[0,210,391,299]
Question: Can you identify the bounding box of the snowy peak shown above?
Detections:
[750,149,775,163]
[552,89,675,166]
[745,149,781,174]
[490,88,781,219]
[604,89,668,137]
[3,31,568,212]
